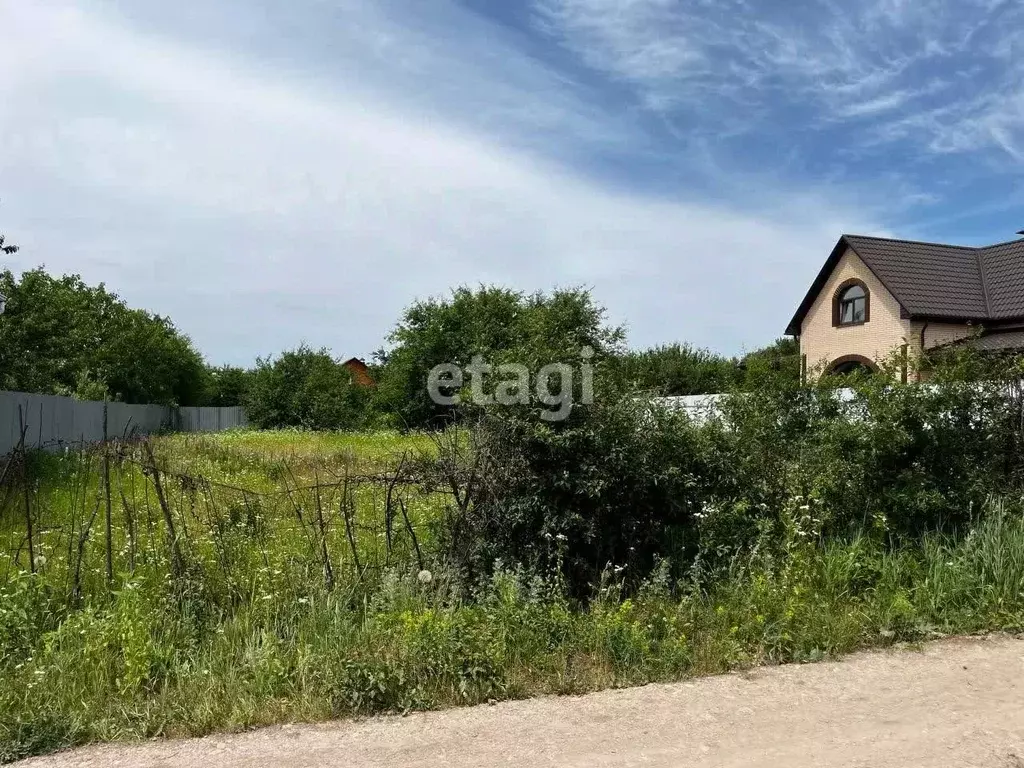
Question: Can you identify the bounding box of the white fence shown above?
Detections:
[650,394,727,422]
[0,390,247,455]
[650,389,861,423]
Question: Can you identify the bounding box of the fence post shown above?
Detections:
[143,441,183,577]
[17,405,35,574]
[103,401,114,588]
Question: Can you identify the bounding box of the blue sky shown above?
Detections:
[1,0,1022,365]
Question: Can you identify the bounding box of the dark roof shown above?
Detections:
[787,235,1024,335]
[943,328,1024,352]
[979,240,1024,319]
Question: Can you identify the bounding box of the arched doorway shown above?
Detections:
[826,355,877,376]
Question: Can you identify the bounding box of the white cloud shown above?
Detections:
[0,2,877,364]
[534,0,1024,160]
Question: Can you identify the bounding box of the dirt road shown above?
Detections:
[19,636,1024,768]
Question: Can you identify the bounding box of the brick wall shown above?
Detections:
[799,248,911,376]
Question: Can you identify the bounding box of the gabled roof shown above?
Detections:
[786,234,1024,336]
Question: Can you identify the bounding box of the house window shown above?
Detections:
[833,280,870,327]
[828,356,875,376]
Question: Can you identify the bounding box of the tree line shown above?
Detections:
[0,257,796,428]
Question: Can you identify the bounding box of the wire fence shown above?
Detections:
[0,431,445,601]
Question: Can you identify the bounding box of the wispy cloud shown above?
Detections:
[0,1,878,364]
[533,0,1024,161]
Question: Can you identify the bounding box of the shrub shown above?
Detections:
[442,354,1024,594]
[434,394,706,596]
[245,346,372,430]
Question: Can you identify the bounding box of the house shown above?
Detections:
[786,233,1024,379]
[342,357,376,388]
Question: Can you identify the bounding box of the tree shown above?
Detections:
[611,343,741,396]
[738,337,801,388]
[0,231,16,256]
[610,338,803,397]
[375,286,624,428]
[245,346,370,430]
[205,365,252,407]
[0,267,209,405]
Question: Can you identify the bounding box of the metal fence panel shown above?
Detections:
[0,391,248,454]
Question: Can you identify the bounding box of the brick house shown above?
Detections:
[786,234,1024,379]
[342,358,376,388]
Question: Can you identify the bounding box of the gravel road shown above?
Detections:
[17,635,1024,768]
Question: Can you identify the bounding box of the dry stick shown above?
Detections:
[143,459,156,556]
[173,475,192,558]
[119,453,271,497]
[341,470,362,578]
[398,497,425,572]
[281,463,318,557]
[143,441,183,577]
[0,465,17,519]
[118,452,420,498]
[203,478,229,576]
[0,450,20,585]
[282,464,307,526]
[383,451,409,563]
[103,403,114,588]
[0,446,15,489]
[0,445,16,584]
[63,452,85,597]
[68,449,98,600]
[313,469,334,590]
[118,463,137,573]
[17,406,35,574]
[72,494,102,602]
[370,483,381,572]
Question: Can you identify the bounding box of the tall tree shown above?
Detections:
[0,267,209,405]
[375,286,624,428]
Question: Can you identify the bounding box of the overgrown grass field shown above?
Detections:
[1,428,1024,763]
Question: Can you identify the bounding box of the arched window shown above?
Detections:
[826,355,877,377]
[832,280,870,327]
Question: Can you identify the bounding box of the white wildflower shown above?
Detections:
[417,569,433,584]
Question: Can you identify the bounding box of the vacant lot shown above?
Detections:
[3,428,1024,763]
[15,636,1024,768]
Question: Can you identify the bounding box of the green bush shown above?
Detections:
[448,355,1024,594]
[245,346,373,430]
[374,286,624,429]
[435,394,705,596]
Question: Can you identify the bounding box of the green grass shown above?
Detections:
[165,429,435,471]
[1,433,1023,762]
